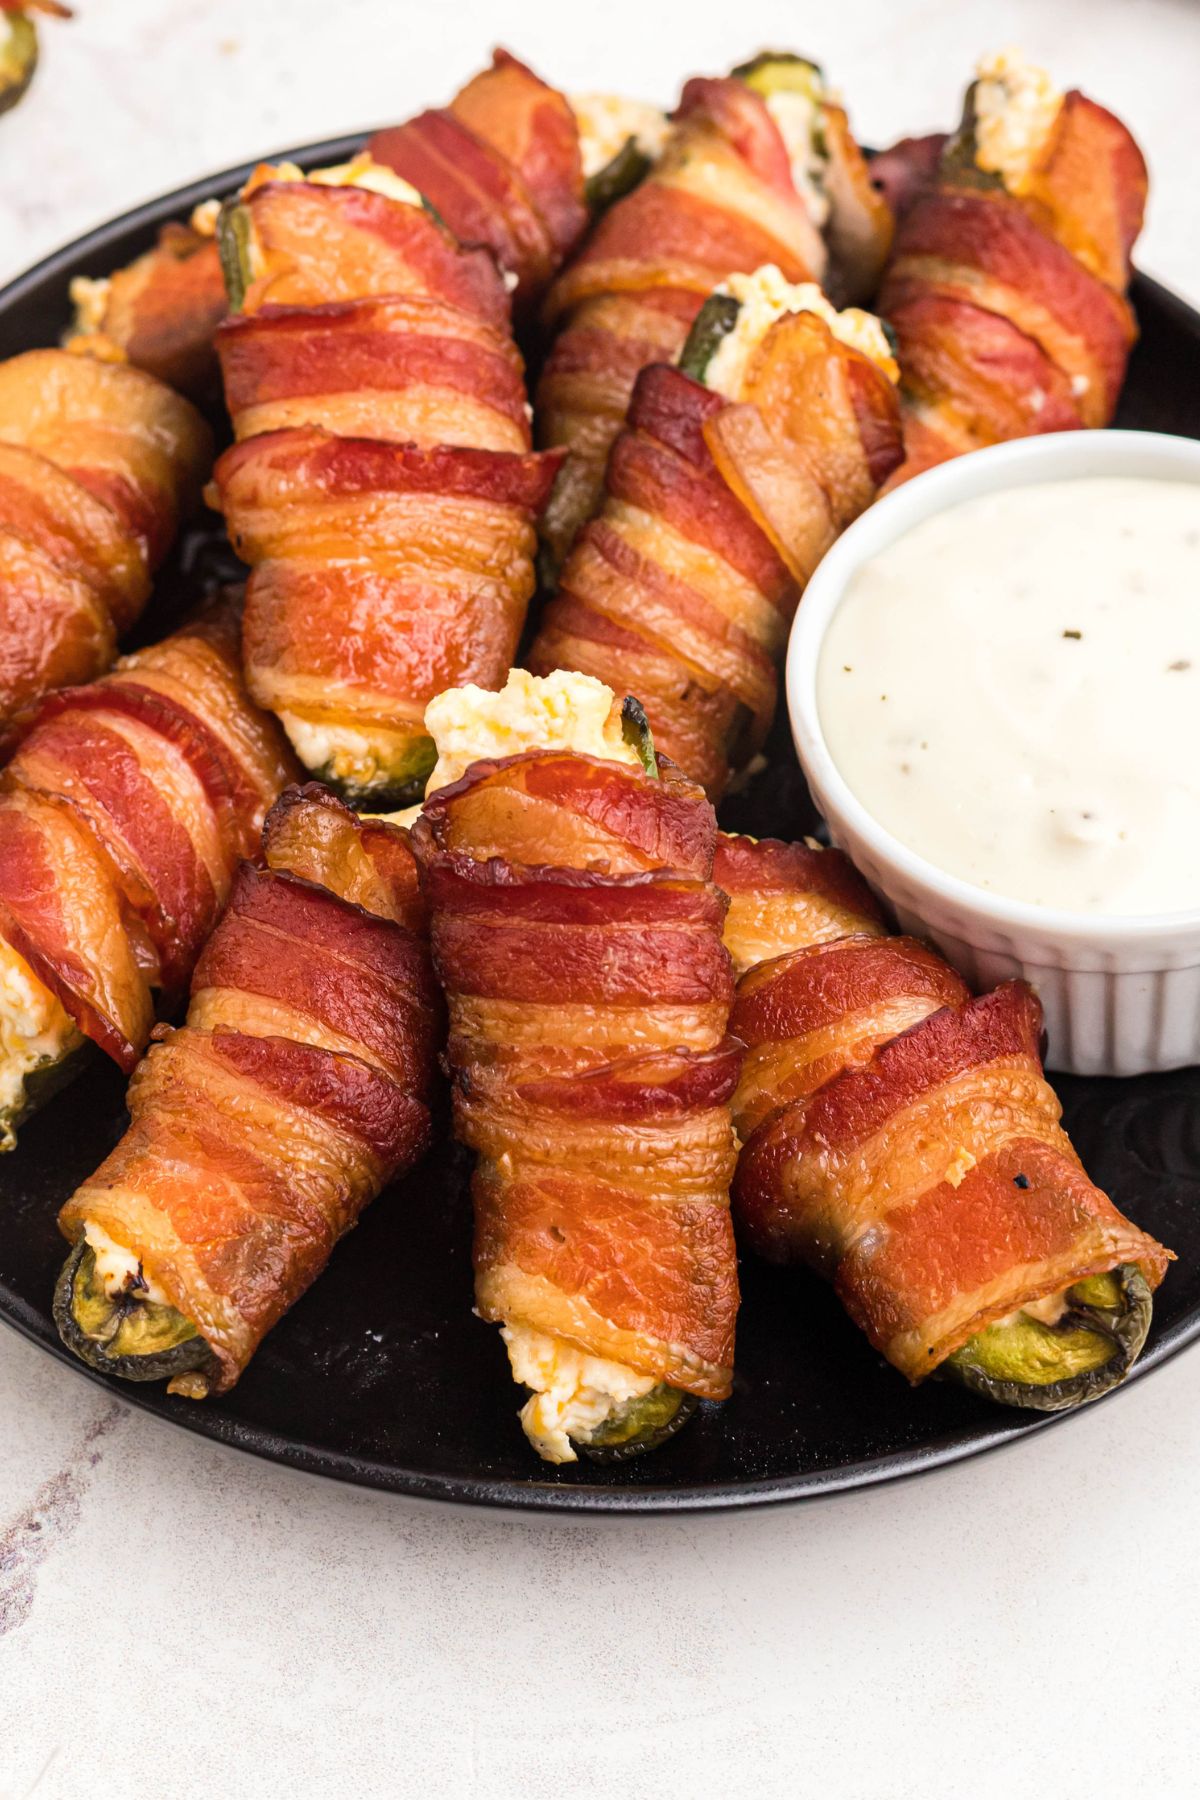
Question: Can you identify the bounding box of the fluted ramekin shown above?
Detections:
[786,429,1200,1076]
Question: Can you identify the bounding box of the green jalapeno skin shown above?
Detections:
[216,200,253,312]
[677,293,742,384]
[938,83,1007,192]
[620,695,659,779]
[584,137,653,214]
[53,1240,218,1387]
[0,13,38,117]
[0,1040,97,1154]
[579,1386,698,1463]
[943,1264,1154,1412]
[731,51,825,100]
[308,735,437,814]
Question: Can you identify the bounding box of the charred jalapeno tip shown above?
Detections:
[0,11,39,116]
[943,1264,1154,1413]
[313,735,437,815]
[579,1385,698,1463]
[53,1239,215,1388]
[677,292,741,383]
[584,136,653,214]
[620,694,659,779]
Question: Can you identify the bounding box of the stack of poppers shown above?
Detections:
[0,43,1173,1468]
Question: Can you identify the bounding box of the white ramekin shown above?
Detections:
[786,429,1200,1077]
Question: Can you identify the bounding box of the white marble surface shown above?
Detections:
[2,4,1199,1796]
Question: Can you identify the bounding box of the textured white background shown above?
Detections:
[2,4,1198,1797]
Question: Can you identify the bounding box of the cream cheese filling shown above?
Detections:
[423,666,640,795]
[972,49,1064,192]
[82,1222,169,1307]
[501,1324,657,1464]
[252,151,424,210]
[570,92,670,181]
[0,939,82,1149]
[763,87,831,227]
[703,264,898,399]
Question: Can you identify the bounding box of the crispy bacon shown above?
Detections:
[535,72,886,568]
[0,594,295,1068]
[370,49,588,314]
[216,428,559,749]
[67,224,228,397]
[0,351,211,739]
[879,89,1145,483]
[529,314,902,798]
[725,835,1172,1380]
[212,177,556,780]
[59,787,440,1392]
[714,832,884,973]
[411,751,741,1401]
[218,297,530,452]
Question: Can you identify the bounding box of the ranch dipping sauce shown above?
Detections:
[818,476,1200,916]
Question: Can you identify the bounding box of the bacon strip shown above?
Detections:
[529,314,902,798]
[59,786,440,1392]
[370,48,588,315]
[0,350,212,739]
[67,223,228,397]
[212,178,559,784]
[536,73,885,567]
[725,835,1172,1380]
[879,90,1146,482]
[0,594,295,1069]
[411,752,740,1401]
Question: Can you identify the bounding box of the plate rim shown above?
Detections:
[1,138,1197,1516]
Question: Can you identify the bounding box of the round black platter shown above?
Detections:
[1,145,1199,1515]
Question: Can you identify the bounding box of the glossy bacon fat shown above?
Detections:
[212,162,561,803]
[535,65,888,568]
[410,727,741,1452]
[529,290,902,798]
[370,48,589,314]
[0,593,295,1071]
[0,349,211,739]
[879,55,1147,481]
[59,786,440,1393]
[725,835,1172,1382]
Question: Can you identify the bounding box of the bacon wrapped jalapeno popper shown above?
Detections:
[55,785,439,1394]
[722,834,1173,1411]
[0,349,211,739]
[536,55,891,571]
[67,51,657,388]
[211,155,562,808]
[0,594,294,1150]
[530,271,902,799]
[879,50,1147,482]
[67,212,228,399]
[409,669,740,1464]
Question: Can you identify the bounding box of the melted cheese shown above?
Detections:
[189,196,221,237]
[704,265,898,400]
[763,86,831,227]
[0,940,82,1149]
[973,49,1064,191]
[247,152,423,210]
[83,1222,168,1307]
[570,92,670,181]
[423,667,640,795]
[501,1325,657,1464]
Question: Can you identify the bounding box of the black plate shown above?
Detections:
[2,145,1199,1515]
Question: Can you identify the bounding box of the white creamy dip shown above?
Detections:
[818,476,1200,916]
